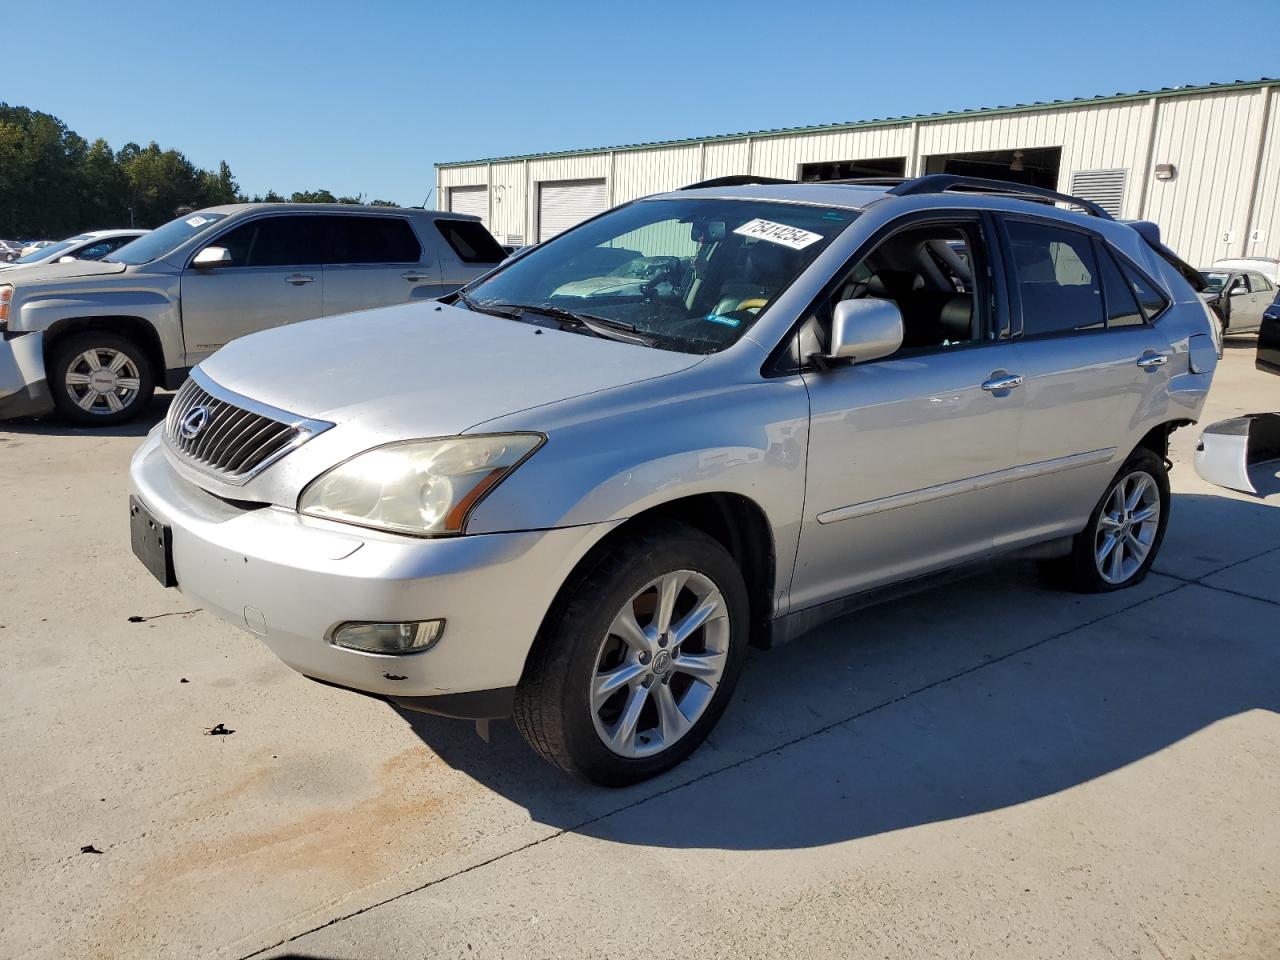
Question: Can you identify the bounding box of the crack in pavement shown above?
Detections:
[240,571,1232,959]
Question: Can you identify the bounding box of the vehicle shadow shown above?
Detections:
[0,392,172,438]
[390,490,1280,852]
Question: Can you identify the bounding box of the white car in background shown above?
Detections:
[0,230,148,272]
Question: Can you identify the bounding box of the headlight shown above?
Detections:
[298,433,543,536]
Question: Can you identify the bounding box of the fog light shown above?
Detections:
[331,620,445,654]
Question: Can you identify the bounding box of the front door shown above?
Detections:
[790,214,1026,611]
[180,214,324,363]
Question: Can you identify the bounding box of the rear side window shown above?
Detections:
[435,218,506,264]
[1095,244,1145,328]
[327,216,422,264]
[1005,219,1104,336]
[215,215,322,267]
[1121,260,1170,321]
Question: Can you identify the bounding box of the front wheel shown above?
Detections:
[48,331,156,426]
[1044,448,1170,593]
[514,521,749,786]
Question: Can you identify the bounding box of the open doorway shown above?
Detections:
[923,147,1062,189]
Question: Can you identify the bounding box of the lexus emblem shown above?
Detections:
[179,405,211,440]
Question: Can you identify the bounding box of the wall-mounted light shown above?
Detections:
[1154,163,1176,181]
[1010,150,1025,172]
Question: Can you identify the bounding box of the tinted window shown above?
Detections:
[213,216,321,267]
[76,236,133,261]
[1005,219,1104,336]
[327,216,421,264]
[1122,262,1170,320]
[435,219,506,264]
[1095,244,1145,328]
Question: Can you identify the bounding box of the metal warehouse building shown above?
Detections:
[436,77,1278,267]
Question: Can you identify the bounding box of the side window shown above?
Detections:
[1005,219,1104,336]
[434,219,506,264]
[1095,243,1145,328]
[328,216,422,264]
[210,216,321,267]
[76,240,117,260]
[1120,261,1170,321]
[813,219,990,358]
[1247,273,1271,293]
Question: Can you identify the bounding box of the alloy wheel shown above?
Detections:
[64,347,141,415]
[1094,470,1161,584]
[590,569,730,758]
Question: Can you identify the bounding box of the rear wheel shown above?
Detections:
[49,331,155,426]
[1043,448,1170,593]
[514,521,749,786]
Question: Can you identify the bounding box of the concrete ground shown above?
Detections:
[1,343,1277,960]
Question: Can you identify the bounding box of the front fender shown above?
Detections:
[17,285,183,368]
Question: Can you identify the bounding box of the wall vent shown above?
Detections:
[1069,169,1127,217]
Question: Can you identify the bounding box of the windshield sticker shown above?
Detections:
[704,313,741,327]
[733,218,823,250]
[185,216,211,228]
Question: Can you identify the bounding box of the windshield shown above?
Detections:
[108,212,228,265]
[1200,271,1230,293]
[462,198,855,353]
[15,236,88,264]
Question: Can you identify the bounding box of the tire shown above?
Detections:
[1042,448,1170,593]
[49,331,156,426]
[514,520,750,786]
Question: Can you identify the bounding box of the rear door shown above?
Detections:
[180,214,323,362]
[993,216,1174,546]
[321,214,437,316]
[432,217,507,292]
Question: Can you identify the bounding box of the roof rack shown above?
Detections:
[680,175,796,190]
[885,174,1114,220]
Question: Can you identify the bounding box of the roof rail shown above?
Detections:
[680,175,796,190]
[887,174,1114,220]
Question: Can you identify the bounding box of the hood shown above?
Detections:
[0,259,128,282]
[199,301,705,439]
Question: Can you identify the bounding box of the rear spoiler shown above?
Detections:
[1121,220,1206,292]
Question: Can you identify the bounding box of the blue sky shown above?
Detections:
[5,0,1277,206]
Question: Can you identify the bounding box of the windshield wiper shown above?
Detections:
[456,289,521,320]
[501,303,655,346]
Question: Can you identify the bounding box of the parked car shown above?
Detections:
[128,175,1216,785]
[0,240,26,262]
[1259,291,1280,375]
[0,229,148,273]
[0,204,506,424]
[1212,256,1279,285]
[19,240,52,256]
[1198,267,1275,336]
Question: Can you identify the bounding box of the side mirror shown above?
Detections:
[192,246,232,269]
[823,298,904,365]
[57,255,77,263]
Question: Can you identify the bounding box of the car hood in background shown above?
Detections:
[0,259,128,281]
[198,301,706,440]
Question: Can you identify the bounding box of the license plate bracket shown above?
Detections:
[130,495,176,587]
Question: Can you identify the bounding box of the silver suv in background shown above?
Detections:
[0,205,506,424]
[129,175,1217,785]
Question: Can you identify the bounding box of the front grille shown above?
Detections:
[163,370,332,485]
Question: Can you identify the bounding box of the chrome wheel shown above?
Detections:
[1095,470,1161,584]
[590,570,730,758]
[64,348,141,415]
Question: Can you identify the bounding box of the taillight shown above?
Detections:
[0,285,12,329]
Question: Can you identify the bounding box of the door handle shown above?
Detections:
[1136,353,1169,369]
[285,274,315,285]
[981,373,1024,392]
[401,271,432,282]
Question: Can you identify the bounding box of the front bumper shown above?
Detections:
[129,432,618,712]
[0,331,54,419]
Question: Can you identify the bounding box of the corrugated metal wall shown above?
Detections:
[438,83,1277,266]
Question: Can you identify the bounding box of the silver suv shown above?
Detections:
[128,175,1219,785]
[0,204,505,424]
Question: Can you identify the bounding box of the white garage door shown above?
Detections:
[449,186,489,226]
[538,179,608,243]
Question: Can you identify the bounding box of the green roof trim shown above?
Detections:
[437,77,1277,168]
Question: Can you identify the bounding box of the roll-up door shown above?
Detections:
[537,178,608,243]
[448,185,489,226]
